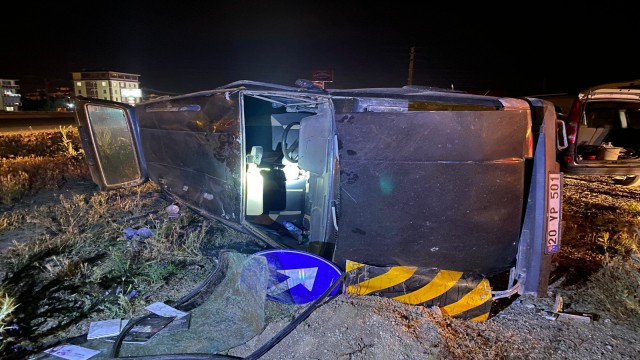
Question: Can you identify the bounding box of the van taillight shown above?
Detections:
[564,154,573,164]
[525,126,533,158]
[565,99,582,144]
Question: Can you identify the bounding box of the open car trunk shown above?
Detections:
[558,81,640,179]
[574,100,640,164]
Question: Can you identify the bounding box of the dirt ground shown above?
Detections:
[3,175,640,359]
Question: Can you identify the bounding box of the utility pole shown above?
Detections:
[407,46,415,86]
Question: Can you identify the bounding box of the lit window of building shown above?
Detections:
[0,79,22,111]
[71,70,142,105]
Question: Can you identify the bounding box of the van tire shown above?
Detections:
[612,175,640,187]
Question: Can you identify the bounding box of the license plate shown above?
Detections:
[545,172,562,253]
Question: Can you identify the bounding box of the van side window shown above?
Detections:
[585,108,618,128]
[627,109,640,129]
[584,101,627,128]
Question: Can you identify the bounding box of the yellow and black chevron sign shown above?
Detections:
[344,260,493,321]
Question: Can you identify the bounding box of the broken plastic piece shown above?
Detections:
[542,309,598,323]
[166,204,180,218]
[123,227,153,240]
[123,227,136,240]
[282,221,305,242]
[136,227,153,238]
[553,294,564,313]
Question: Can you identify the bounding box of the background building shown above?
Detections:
[71,70,142,105]
[22,86,74,111]
[1,79,22,111]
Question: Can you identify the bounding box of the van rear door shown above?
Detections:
[74,97,148,190]
[74,91,246,229]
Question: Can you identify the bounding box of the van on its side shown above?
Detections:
[74,79,562,313]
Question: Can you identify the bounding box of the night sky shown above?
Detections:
[2,2,637,97]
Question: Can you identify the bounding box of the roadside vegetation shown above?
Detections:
[0,126,87,204]
[557,175,640,327]
[0,127,259,357]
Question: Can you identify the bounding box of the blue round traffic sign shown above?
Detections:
[253,249,343,305]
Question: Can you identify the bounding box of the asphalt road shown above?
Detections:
[0,111,76,133]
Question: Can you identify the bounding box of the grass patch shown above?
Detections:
[595,231,639,256]
[575,207,640,256]
[0,184,222,354]
[0,127,89,205]
[571,255,640,325]
[626,201,640,214]
[0,289,19,352]
[0,128,243,356]
[0,210,27,231]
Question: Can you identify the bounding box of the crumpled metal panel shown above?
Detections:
[135,91,243,224]
[333,110,528,276]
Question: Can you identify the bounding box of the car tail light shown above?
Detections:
[565,99,582,144]
[498,97,534,158]
[564,154,573,164]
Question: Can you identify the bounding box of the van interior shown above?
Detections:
[241,93,335,253]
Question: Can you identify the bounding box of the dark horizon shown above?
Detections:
[3,2,638,97]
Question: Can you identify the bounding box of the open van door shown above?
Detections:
[75,90,247,232]
[74,97,148,190]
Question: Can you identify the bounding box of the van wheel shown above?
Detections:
[612,175,640,187]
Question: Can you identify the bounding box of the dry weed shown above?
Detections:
[596,229,639,255]
[570,255,640,326]
[0,170,30,203]
[0,131,67,158]
[0,128,89,205]
[0,210,27,231]
[0,129,226,356]
[58,126,84,158]
[0,290,19,351]
[183,220,209,258]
